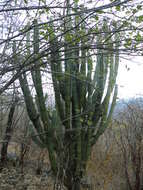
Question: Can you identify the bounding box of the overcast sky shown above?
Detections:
[117,56,143,99]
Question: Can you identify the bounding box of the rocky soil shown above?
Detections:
[0,165,53,190]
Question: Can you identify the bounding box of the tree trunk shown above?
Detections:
[1,100,16,164]
[64,175,81,190]
[66,183,81,190]
[72,180,81,190]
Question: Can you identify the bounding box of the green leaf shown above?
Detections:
[40,31,45,36]
[97,10,104,14]
[87,120,92,126]
[74,0,79,3]
[88,58,92,65]
[116,5,120,11]
[137,5,142,10]
[41,0,46,3]
[65,33,73,42]
[24,0,28,4]
[132,8,138,14]
[47,27,55,40]
[138,15,143,23]
[125,38,132,47]
[135,32,142,42]
[94,15,99,21]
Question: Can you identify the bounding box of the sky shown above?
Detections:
[117,56,143,99]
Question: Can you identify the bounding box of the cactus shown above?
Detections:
[17,4,120,190]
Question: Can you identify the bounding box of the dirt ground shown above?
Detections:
[0,163,54,190]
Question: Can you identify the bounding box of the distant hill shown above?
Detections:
[113,97,143,119]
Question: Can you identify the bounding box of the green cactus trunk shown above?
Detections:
[17,4,120,189]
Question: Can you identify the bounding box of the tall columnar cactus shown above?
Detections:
[17,4,119,190]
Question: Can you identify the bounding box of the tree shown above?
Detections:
[114,99,143,190]
[0,93,19,165]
